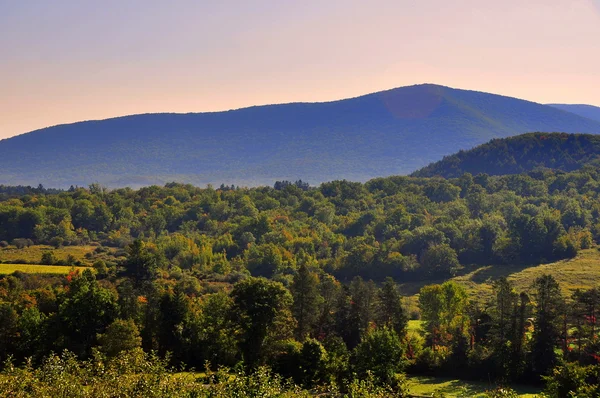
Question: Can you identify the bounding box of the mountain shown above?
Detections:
[548,104,600,123]
[2,84,600,188]
[412,132,600,178]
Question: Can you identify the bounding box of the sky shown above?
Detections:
[1,0,600,139]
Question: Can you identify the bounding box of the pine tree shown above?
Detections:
[376,277,408,336]
[531,274,564,378]
[291,264,321,340]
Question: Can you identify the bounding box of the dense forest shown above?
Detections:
[413,133,600,179]
[5,158,600,395]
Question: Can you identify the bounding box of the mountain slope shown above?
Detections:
[548,104,600,123]
[2,84,600,187]
[412,132,600,178]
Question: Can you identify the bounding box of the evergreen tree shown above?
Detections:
[291,264,321,340]
[376,277,408,336]
[531,275,565,378]
[231,277,292,369]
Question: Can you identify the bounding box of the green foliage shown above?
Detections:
[98,318,142,357]
[531,275,564,378]
[419,281,469,350]
[291,264,321,340]
[414,133,600,178]
[353,327,406,385]
[543,362,600,398]
[231,277,293,369]
[40,251,57,265]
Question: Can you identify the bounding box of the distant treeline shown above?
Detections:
[413,133,600,178]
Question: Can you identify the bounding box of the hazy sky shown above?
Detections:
[1,0,600,139]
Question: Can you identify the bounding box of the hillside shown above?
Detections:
[548,104,600,122]
[400,248,600,305]
[412,132,600,178]
[2,84,600,188]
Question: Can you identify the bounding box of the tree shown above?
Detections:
[376,277,408,336]
[349,277,377,343]
[420,243,460,277]
[188,291,238,368]
[571,288,600,361]
[41,251,57,265]
[489,277,519,379]
[419,281,469,350]
[291,264,322,340]
[57,269,118,357]
[531,274,564,378]
[123,239,158,284]
[230,277,292,368]
[0,303,18,362]
[353,327,405,385]
[98,319,142,357]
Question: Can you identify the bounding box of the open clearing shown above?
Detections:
[407,376,540,397]
[400,248,600,305]
[0,244,99,265]
[0,263,88,275]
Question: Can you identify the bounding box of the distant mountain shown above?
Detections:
[2,84,600,188]
[548,104,600,122]
[412,132,600,178]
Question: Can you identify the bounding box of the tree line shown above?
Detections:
[2,167,600,282]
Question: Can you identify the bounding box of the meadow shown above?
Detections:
[406,376,540,397]
[400,248,600,305]
[0,263,88,275]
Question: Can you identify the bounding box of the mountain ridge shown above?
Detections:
[547,104,600,123]
[2,84,600,188]
[412,132,600,178]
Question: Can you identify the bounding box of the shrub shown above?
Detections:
[40,251,57,265]
[12,238,31,249]
[49,237,64,248]
[65,254,77,266]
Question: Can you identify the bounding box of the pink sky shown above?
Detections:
[1,0,599,139]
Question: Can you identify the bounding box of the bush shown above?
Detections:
[543,362,600,398]
[0,241,8,248]
[49,236,64,248]
[65,254,77,266]
[93,260,109,278]
[12,238,32,249]
[40,251,57,265]
[485,387,519,398]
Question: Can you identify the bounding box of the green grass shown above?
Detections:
[400,248,600,305]
[407,376,541,397]
[0,245,111,266]
[0,263,88,275]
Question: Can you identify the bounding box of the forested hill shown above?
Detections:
[2,84,600,188]
[548,104,600,122]
[412,132,600,178]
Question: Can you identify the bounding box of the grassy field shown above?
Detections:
[0,244,117,266]
[407,376,541,397]
[0,263,88,275]
[400,248,600,305]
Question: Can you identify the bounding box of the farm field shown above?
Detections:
[0,263,88,275]
[0,244,120,266]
